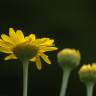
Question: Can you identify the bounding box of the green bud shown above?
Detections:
[57,48,81,69]
[79,64,96,84]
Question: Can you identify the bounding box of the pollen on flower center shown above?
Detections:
[13,43,38,60]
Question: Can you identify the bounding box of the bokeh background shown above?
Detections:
[0,0,96,96]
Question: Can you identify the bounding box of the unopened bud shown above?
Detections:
[57,48,81,69]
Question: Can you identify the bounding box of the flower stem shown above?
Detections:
[59,68,71,96]
[86,83,94,96]
[23,60,29,96]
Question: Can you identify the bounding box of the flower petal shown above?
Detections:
[4,54,17,60]
[34,38,49,44]
[9,28,18,43]
[30,57,36,62]
[40,47,58,52]
[16,30,25,42]
[29,34,36,41]
[1,34,15,45]
[40,39,54,46]
[0,39,14,48]
[0,47,13,53]
[40,53,51,64]
[35,56,42,70]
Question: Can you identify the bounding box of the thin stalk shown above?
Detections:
[86,83,94,96]
[60,68,71,96]
[23,60,29,96]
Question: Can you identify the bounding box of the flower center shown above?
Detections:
[13,43,38,61]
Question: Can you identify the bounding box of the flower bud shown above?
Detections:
[79,63,96,84]
[57,48,81,69]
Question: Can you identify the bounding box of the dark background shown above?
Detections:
[0,0,96,96]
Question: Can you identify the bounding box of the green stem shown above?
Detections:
[86,83,94,96]
[23,60,29,96]
[60,68,71,96]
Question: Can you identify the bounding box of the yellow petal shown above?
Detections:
[40,53,51,64]
[25,36,29,41]
[4,54,17,60]
[0,39,13,48]
[29,34,36,41]
[16,30,24,42]
[9,28,18,43]
[35,38,49,44]
[30,57,36,62]
[40,47,58,52]
[1,34,15,45]
[40,39,54,46]
[0,47,13,53]
[91,63,96,71]
[35,56,42,70]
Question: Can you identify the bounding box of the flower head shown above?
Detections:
[0,28,58,70]
[79,63,96,83]
[57,48,81,69]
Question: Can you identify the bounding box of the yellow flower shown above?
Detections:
[57,48,81,69]
[79,63,96,83]
[0,28,58,70]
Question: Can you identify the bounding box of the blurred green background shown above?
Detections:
[0,0,96,96]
